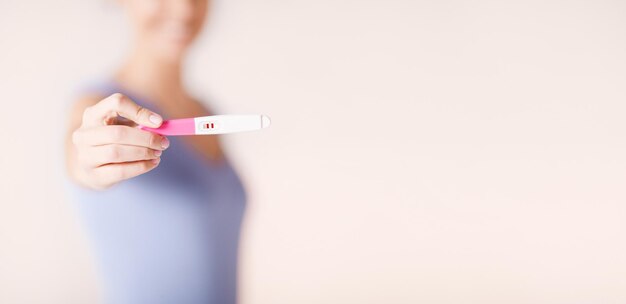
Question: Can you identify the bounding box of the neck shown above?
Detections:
[116,44,188,105]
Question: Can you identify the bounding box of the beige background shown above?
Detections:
[1,0,626,303]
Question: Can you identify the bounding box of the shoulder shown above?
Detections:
[179,96,216,118]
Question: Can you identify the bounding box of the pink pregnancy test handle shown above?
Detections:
[139,118,195,136]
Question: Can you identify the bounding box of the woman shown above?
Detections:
[64,0,246,303]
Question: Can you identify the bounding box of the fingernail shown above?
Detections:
[161,137,170,149]
[149,114,163,126]
[152,158,161,165]
[154,150,162,157]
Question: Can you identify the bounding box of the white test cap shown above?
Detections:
[261,115,271,128]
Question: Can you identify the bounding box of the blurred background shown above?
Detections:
[1,0,626,303]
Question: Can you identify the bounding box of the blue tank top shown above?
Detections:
[68,82,247,304]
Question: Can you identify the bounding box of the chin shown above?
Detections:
[154,39,194,61]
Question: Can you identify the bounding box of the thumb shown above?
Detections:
[83,93,163,128]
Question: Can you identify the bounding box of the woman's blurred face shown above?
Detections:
[122,0,209,60]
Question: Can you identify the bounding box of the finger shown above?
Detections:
[74,125,170,150]
[80,144,162,168]
[108,116,137,127]
[83,93,163,128]
[94,158,161,187]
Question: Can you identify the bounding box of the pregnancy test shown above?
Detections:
[140,114,271,136]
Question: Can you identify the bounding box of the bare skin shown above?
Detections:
[65,0,222,190]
